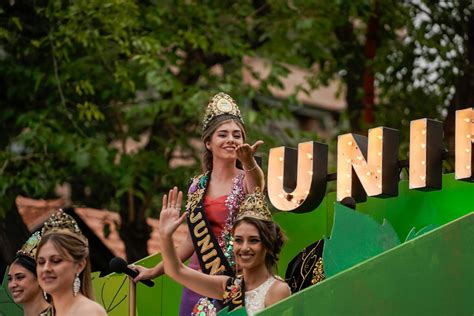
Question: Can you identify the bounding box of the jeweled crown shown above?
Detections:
[16,231,42,260]
[236,187,272,221]
[41,209,88,245]
[202,92,243,131]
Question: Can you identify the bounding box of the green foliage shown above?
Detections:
[1,1,472,259]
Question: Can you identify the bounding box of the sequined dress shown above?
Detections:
[180,173,246,316]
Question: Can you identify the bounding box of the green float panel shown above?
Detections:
[261,212,474,316]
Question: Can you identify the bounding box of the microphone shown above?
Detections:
[109,257,155,287]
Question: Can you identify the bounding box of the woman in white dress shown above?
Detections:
[156,187,290,315]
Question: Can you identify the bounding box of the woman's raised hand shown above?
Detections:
[236,140,264,168]
[159,187,187,237]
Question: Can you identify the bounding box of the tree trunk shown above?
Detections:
[363,1,379,125]
[444,10,474,164]
[119,193,151,262]
[0,207,30,278]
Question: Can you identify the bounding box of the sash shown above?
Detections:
[223,276,245,311]
[186,172,235,277]
[285,239,325,293]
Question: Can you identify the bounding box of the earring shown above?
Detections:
[73,273,80,297]
[43,290,48,301]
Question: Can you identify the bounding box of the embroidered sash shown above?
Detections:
[186,172,234,277]
[223,276,245,311]
[285,239,325,293]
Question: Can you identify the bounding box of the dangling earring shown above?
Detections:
[73,273,80,297]
[43,290,48,301]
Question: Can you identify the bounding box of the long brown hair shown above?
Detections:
[232,217,286,274]
[36,233,94,300]
[201,115,246,172]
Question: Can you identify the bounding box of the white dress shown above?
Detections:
[245,277,277,316]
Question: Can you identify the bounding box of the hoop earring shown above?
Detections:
[73,273,80,297]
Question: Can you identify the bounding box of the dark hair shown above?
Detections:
[232,217,286,273]
[201,115,246,172]
[11,255,37,277]
[36,233,94,300]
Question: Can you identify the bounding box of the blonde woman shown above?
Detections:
[36,210,106,316]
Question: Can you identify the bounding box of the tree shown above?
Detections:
[0,0,302,262]
[1,0,472,262]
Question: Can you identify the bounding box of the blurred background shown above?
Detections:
[1,0,473,276]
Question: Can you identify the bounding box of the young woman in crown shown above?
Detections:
[158,187,290,316]
[132,92,265,314]
[35,210,106,316]
[8,231,51,316]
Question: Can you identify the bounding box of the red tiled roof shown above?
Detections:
[16,195,64,231]
[16,197,189,261]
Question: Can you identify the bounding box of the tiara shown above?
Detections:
[236,187,272,221]
[202,92,243,131]
[41,209,88,245]
[16,231,42,260]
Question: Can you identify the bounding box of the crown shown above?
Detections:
[16,231,42,260]
[41,209,88,245]
[202,92,243,131]
[236,187,272,221]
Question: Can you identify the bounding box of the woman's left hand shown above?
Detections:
[236,140,263,167]
[159,187,187,237]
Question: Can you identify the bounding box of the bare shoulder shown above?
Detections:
[265,277,291,307]
[76,297,107,316]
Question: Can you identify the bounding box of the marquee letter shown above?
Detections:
[337,127,399,202]
[268,141,328,213]
[409,119,443,190]
[455,107,474,181]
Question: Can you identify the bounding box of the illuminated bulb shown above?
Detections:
[377,184,382,188]
[278,176,283,181]
[422,129,426,135]
[307,153,313,159]
[420,176,425,180]
[346,189,350,194]
[346,174,350,178]
[377,169,381,173]
[279,157,283,162]
[466,149,471,153]
[378,135,382,140]
[421,144,426,148]
[421,161,426,165]
[465,118,471,122]
[348,141,353,146]
[378,152,382,156]
[467,165,471,170]
[467,134,471,139]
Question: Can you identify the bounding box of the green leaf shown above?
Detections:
[323,203,400,277]
[11,17,22,31]
[405,224,440,242]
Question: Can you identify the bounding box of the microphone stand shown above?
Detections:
[129,278,136,316]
